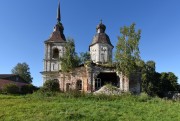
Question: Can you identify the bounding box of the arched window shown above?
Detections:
[76,80,82,90]
[53,48,59,59]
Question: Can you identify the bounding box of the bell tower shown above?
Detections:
[89,21,114,64]
[41,1,66,83]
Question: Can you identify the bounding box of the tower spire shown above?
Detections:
[57,0,61,22]
[100,19,102,24]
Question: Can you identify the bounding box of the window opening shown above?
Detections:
[53,48,59,59]
[76,80,82,90]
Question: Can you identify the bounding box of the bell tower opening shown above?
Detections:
[53,48,59,59]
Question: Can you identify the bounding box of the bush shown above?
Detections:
[105,84,118,91]
[31,80,60,98]
[2,84,20,94]
[63,89,86,98]
[32,87,59,98]
[21,84,38,94]
[138,92,151,102]
[43,80,60,92]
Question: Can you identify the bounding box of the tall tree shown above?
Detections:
[60,38,80,72]
[11,62,33,83]
[141,61,159,96]
[158,72,178,96]
[115,23,141,78]
[141,60,179,97]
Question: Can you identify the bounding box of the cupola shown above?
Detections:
[96,20,106,33]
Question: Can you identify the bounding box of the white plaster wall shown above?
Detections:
[90,43,113,63]
[90,44,99,62]
[43,42,66,72]
[51,62,59,71]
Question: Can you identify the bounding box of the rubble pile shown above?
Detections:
[94,85,122,95]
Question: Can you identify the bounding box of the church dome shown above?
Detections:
[90,21,113,47]
[90,33,112,46]
[96,22,106,33]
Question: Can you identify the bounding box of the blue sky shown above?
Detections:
[0,0,180,86]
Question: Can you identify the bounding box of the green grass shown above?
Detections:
[0,93,180,121]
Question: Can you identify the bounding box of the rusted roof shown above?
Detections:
[0,74,16,79]
[0,74,28,83]
[45,22,66,43]
[0,79,28,89]
[90,33,113,47]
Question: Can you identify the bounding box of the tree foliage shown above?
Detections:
[115,23,141,77]
[2,84,19,94]
[79,52,91,64]
[141,61,179,97]
[43,80,60,92]
[141,61,159,96]
[60,38,80,72]
[158,72,178,96]
[178,84,180,92]
[21,84,38,94]
[11,62,33,83]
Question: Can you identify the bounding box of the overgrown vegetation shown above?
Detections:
[0,93,180,121]
[42,79,60,92]
[141,60,179,97]
[2,84,19,94]
[34,79,60,97]
[79,52,91,64]
[21,84,38,94]
[115,23,179,97]
[1,84,38,95]
[60,38,80,72]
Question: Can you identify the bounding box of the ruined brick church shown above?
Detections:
[41,1,141,93]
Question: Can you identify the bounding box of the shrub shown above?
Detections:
[138,92,151,102]
[105,84,117,91]
[21,84,38,94]
[2,84,20,94]
[63,89,86,98]
[33,87,59,98]
[32,80,60,98]
[43,80,60,92]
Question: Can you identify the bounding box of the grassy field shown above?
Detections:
[0,93,180,121]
